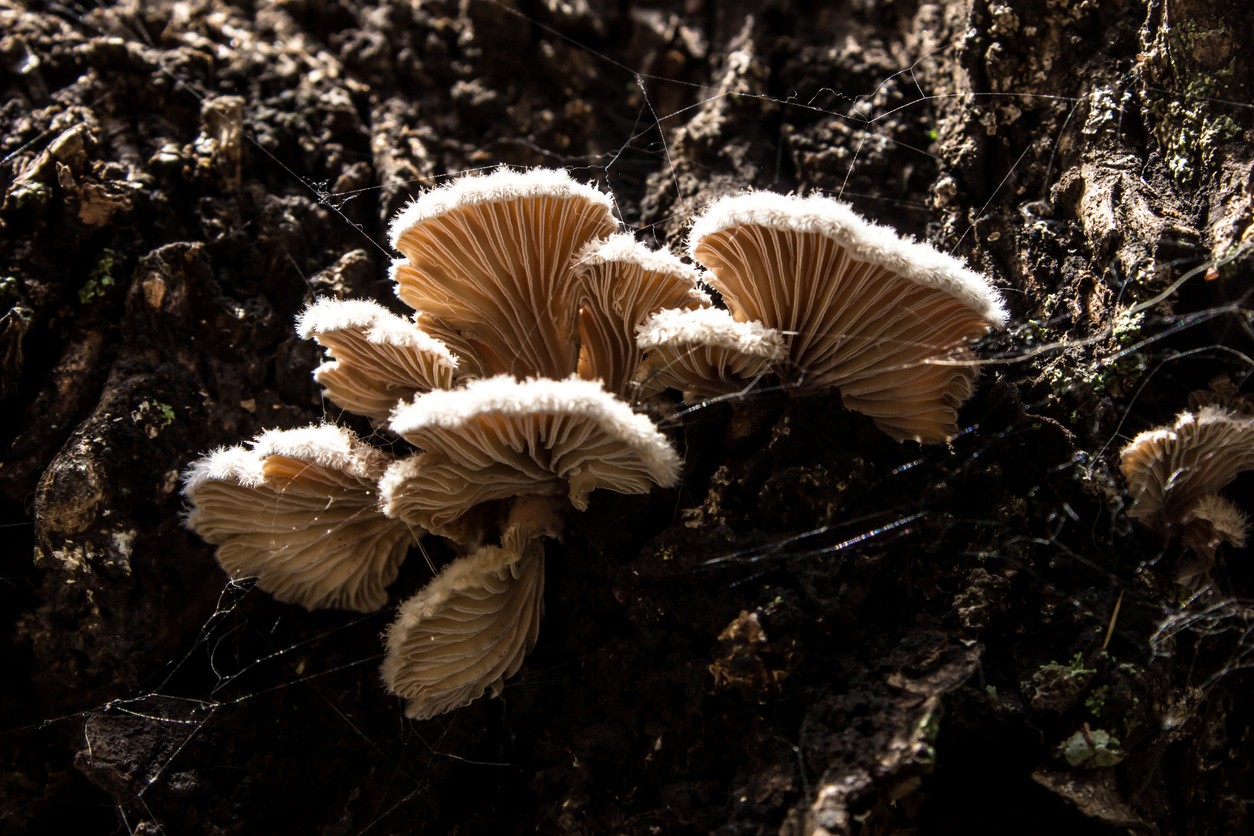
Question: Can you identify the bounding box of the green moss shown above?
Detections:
[155,402,175,428]
[1089,353,1147,397]
[1044,306,1147,398]
[79,249,118,305]
[1153,21,1243,183]
[131,399,176,438]
[7,179,50,209]
[1024,653,1098,712]
[1084,684,1110,715]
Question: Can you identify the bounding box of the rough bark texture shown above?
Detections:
[2,0,1252,833]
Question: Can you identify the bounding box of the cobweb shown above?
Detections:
[5,0,1253,832]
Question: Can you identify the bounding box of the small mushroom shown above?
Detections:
[1121,406,1254,577]
[635,306,786,400]
[183,424,416,612]
[688,191,1008,442]
[296,297,468,422]
[380,375,682,537]
[381,525,545,719]
[572,233,709,397]
[1179,494,1248,563]
[389,167,619,379]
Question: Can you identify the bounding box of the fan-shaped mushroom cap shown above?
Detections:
[296,298,470,422]
[382,527,545,719]
[379,454,565,544]
[636,306,786,401]
[388,167,618,379]
[183,425,416,612]
[572,234,709,397]
[688,192,1008,443]
[382,375,681,533]
[1121,406,1254,565]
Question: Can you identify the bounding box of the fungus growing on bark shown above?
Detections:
[389,167,618,379]
[1121,406,1254,577]
[183,424,415,612]
[636,305,786,400]
[296,297,468,422]
[185,167,693,719]
[572,233,709,397]
[381,525,545,720]
[687,191,1008,442]
[184,168,1016,720]
[380,374,682,540]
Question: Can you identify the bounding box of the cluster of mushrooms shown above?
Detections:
[183,167,1010,719]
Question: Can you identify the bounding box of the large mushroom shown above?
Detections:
[688,192,1008,442]
[183,424,417,612]
[380,374,682,540]
[389,167,619,380]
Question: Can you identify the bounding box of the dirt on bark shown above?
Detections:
[2,0,1252,833]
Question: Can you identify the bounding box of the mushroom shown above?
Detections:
[379,454,564,545]
[572,233,709,397]
[183,424,416,612]
[1120,406,1254,577]
[389,167,619,379]
[380,374,682,538]
[636,305,786,401]
[687,191,1008,442]
[381,524,545,719]
[296,297,470,423]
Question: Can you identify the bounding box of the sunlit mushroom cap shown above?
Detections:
[383,375,681,528]
[688,191,1008,442]
[1121,406,1254,564]
[296,298,466,422]
[183,425,416,612]
[379,453,565,544]
[382,527,545,719]
[636,306,785,401]
[573,233,709,397]
[388,167,618,379]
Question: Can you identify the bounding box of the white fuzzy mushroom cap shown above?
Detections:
[296,298,463,422]
[387,167,619,379]
[389,375,680,481]
[184,424,394,491]
[574,232,698,278]
[183,424,415,612]
[688,191,1008,326]
[387,166,614,250]
[382,529,546,719]
[637,306,785,357]
[687,191,1008,442]
[1121,406,1254,566]
[572,233,710,397]
[384,375,681,519]
[296,297,458,358]
[635,307,786,401]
